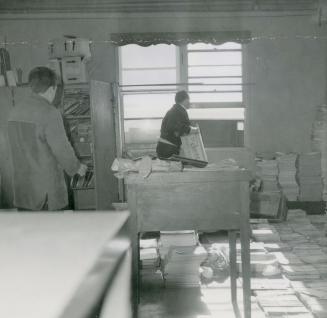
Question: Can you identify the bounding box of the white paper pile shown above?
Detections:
[256,159,279,192]
[297,153,323,201]
[251,224,281,243]
[140,239,163,286]
[159,230,199,259]
[163,245,207,288]
[236,242,279,276]
[276,153,299,201]
[160,230,198,247]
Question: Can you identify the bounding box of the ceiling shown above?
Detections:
[0,0,318,14]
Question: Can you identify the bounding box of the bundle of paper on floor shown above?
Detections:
[163,245,207,288]
[159,230,198,259]
[236,241,280,276]
[140,239,163,286]
[251,224,281,242]
[140,239,160,269]
[256,159,279,192]
[276,153,299,201]
[297,153,323,201]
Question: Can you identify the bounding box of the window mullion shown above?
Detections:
[177,45,188,91]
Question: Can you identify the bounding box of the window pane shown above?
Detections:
[188,108,245,120]
[122,69,177,85]
[190,85,242,92]
[123,94,174,118]
[188,66,242,77]
[187,42,242,50]
[189,92,242,102]
[237,121,244,131]
[121,44,177,68]
[188,51,242,66]
[124,119,161,144]
[189,77,242,84]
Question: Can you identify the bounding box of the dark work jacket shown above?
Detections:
[160,104,191,148]
[7,93,80,210]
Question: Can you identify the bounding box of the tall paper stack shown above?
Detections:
[256,159,279,192]
[277,153,299,201]
[140,239,163,286]
[297,153,323,201]
[159,231,207,288]
[163,245,207,288]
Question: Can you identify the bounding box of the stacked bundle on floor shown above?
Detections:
[256,159,279,192]
[163,245,207,287]
[276,153,299,201]
[159,231,207,288]
[140,238,163,286]
[297,152,323,201]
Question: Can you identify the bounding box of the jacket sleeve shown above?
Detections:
[45,109,81,176]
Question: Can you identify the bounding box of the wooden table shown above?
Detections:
[0,211,131,318]
[126,168,252,318]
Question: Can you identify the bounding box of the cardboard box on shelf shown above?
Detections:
[62,57,87,84]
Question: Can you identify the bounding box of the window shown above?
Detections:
[119,42,244,150]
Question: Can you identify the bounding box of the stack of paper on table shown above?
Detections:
[256,159,279,192]
[297,153,323,201]
[163,245,207,288]
[277,153,299,201]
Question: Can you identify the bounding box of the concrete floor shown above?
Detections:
[139,211,327,318]
[139,281,265,318]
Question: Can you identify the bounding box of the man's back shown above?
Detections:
[8,93,79,210]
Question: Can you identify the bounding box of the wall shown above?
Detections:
[0,13,326,155]
[245,37,327,154]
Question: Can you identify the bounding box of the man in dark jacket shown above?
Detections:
[156,90,198,159]
[8,66,87,211]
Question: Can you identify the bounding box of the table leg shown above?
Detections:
[228,230,237,306]
[240,225,251,318]
[240,182,251,318]
[132,232,140,318]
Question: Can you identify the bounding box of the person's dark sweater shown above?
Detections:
[160,104,191,148]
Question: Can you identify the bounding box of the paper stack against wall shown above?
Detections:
[277,153,299,201]
[297,152,323,201]
[256,159,279,192]
[140,238,163,286]
[159,231,207,288]
[311,104,327,200]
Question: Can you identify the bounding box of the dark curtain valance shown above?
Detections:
[110,31,251,46]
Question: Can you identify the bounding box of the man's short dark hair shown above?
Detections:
[28,67,57,93]
[175,90,189,104]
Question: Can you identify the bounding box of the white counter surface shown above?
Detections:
[0,211,129,318]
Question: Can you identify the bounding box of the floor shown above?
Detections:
[139,210,327,318]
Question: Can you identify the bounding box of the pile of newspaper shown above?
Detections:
[159,231,207,288]
[277,153,299,201]
[140,238,163,286]
[256,159,279,192]
[297,153,323,201]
